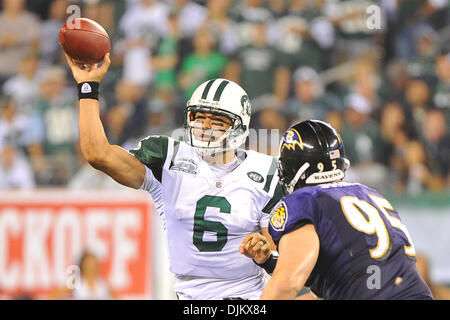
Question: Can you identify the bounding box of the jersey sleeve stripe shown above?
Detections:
[262,183,286,213]
[263,157,277,193]
[152,135,169,183]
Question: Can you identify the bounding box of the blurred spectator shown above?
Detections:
[25,0,53,20]
[170,0,208,40]
[73,251,118,300]
[249,107,288,156]
[343,56,381,112]
[379,101,417,163]
[0,144,35,190]
[178,26,228,100]
[421,109,450,185]
[50,251,117,300]
[2,51,44,114]
[229,0,275,50]
[285,66,342,124]
[424,0,450,30]
[392,1,431,59]
[118,0,169,85]
[141,96,176,138]
[340,93,381,164]
[0,95,43,165]
[325,110,344,133]
[32,66,79,185]
[40,0,69,66]
[377,101,425,194]
[82,0,116,35]
[379,59,411,103]
[104,79,147,146]
[204,0,240,55]
[340,93,388,190]
[272,0,335,72]
[406,25,439,79]
[416,253,450,300]
[405,78,432,132]
[0,0,41,85]
[267,0,288,18]
[403,140,445,195]
[387,130,411,194]
[226,17,290,109]
[324,0,377,63]
[230,0,273,25]
[151,11,181,93]
[433,52,450,119]
[119,0,169,42]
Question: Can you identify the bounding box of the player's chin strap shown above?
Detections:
[287,162,310,194]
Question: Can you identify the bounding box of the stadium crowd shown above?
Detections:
[0,0,449,196]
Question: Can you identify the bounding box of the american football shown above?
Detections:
[0,0,448,306]
[58,17,110,64]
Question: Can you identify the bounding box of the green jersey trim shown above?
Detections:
[263,157,277,193]
[130,135,169,183]
[262,183,287,214]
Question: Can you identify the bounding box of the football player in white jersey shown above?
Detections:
[64,52,284,299]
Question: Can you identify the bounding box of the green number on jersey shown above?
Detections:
[193,195,231,252]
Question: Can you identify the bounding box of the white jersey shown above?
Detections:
[130,135,283,299]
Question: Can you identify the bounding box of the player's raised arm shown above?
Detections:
[64,52,146,189]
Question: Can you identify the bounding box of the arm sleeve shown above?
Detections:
[139,166,155,191]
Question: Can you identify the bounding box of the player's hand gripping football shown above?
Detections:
[63,51,111,84]
[239,233,271,264]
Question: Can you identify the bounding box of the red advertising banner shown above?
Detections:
[0,190,153,300]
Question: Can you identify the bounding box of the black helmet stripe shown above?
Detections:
[201,79,216,99]
[213,80,230,101]
[309,121,329,152]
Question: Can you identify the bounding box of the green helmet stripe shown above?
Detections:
[201,79,216,99]
[213,80,230,101]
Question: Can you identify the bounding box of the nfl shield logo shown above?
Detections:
[81,82,92,93]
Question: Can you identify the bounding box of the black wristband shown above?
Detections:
[253,253,278,275]
[77,82,99,100]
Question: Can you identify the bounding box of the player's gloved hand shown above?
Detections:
[63,51,111,84]
[239,233,271,264]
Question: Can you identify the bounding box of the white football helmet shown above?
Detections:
[184,78,252,155]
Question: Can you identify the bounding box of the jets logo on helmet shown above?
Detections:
[184,78,251,155]
[240,95,251,117]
